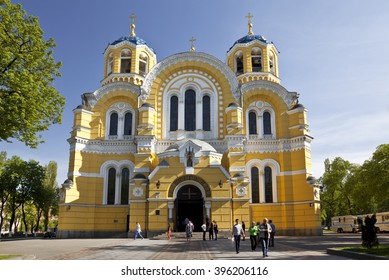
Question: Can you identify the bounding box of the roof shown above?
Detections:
[166,139,217,153]
[229,34,270,52]
[107,36,155,53]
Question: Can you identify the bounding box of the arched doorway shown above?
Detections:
[175,185,203,232]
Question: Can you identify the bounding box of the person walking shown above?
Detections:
[167,223,172,240]
[209,221,214,240]
[241,221,246,241]
[258,218,272,257]
[248,221,258,251]
[213,220,218,240]
[269,220,276,247]
[201,222,207,241]
[185,221,193,241]
[232,219,244,254]
[134,222,144,240]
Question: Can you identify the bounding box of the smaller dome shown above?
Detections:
[133,174,147,179]
[229,34,269,51]
[228,102,239,108]
[109,36,155,53]
[233,173,244,178]
[141,103,154,108]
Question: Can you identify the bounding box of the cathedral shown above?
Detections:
[58,15,321,238]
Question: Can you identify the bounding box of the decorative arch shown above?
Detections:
[104,102,136,140]
[168,175,211,198]
[141,52,240,101]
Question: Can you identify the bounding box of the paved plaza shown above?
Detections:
[1,233,388,260]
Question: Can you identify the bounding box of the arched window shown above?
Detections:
[251,167,260,203]
[107,168,116,205]
[170,96,178,131]
[109,112,118,136]
[107,53,113,75]
[202,95,211,131]
[264,166,273,203]
[251,48,262,72]
[263,111,272,135]
[139,53,148,76]
[121,168,130,205]
[123,112,133,136]
[185,89,196,131]
[235,52,244,75]
[120,49,132,73]
[248,111,257,135]
[269,52,275,74]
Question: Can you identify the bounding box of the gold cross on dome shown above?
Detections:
[130,14,136,36]
[245,12,254,35]
[190,36,196,52]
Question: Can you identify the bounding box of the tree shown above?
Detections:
[0,151,8,235]
[0,0,65,148]
[32,161,58,231]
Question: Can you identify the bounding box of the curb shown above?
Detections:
[327,248,389,260]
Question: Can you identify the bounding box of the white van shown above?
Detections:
[373,212,389,233]
[331,215,360,233]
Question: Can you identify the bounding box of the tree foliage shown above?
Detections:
[0,0,65,148]
[320,144,389,224]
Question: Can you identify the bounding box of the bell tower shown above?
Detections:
[226,13,280,84]
[102,15,157,86]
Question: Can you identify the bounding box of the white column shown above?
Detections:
[178,98,185,130]
[115,172,121,205]
[168,202,174,219]
[205,201,211,218]
[117,115,124,139]
[258,114,263,137]
[196,99,202,130]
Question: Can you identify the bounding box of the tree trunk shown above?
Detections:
[34,208,43,232]
[44,209,49,232]
[21,203,28,234]
[8,209,16,236]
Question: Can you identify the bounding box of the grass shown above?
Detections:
[339,245,389,257]
[0,255,20,260]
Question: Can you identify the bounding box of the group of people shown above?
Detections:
[201,219,219,240]
[233,218,275,257]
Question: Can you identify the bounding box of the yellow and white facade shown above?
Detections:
[58,17,321,238]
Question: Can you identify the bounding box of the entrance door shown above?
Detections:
[176,185,203,232]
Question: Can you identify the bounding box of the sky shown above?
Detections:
[1,0,389,185]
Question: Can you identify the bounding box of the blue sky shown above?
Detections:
[1,0,389,185]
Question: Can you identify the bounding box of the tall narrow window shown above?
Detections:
[121,168,130,205]
[251,167,260,203]
[263,111,272,135]
[264,166,273,203]
[170,96,178,131]
[109,112,118,135]
[139,53,148,76]
[185,89,196,131]
[251,48,262,72]
[202,95,211,131]
[107,53,113,75]
[248,111,257,135]
[107,168,116,205]
[120,49,132,73]
[269,52,275,74]
[124,112,133,136]
[235,52,244,75]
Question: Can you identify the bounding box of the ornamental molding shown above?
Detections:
[68,137,137,154]
[236,186,247,197]
[132,187,144,197]
[241,80,298,108]
[89,82,140,108]
[245,136,311,153]
[104,41,156,60]
[141,52,240,101]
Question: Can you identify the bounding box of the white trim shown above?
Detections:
[279,169,308,176]
[134,168,150,173]
[67,171,102,178]
[148,164,169,180]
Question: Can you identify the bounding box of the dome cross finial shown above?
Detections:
[245,12,254,35]
[189,36,196,52]
[130,14,136,36]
